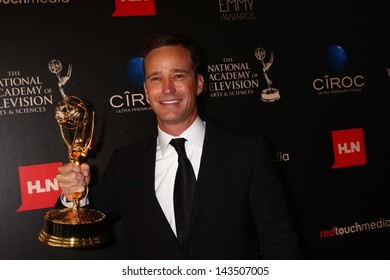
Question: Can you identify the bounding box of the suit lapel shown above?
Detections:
[139,137,181,245]
[189,121,221,231]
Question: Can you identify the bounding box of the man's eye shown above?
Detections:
[150,76,160,81]
[174,74,185,79]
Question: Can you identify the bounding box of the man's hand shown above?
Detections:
[56,162,90,201]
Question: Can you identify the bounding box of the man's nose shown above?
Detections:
[162,78,176,94]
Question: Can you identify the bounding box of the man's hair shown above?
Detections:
[142,33,202,76]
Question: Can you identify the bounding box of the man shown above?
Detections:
[56,33,302,259]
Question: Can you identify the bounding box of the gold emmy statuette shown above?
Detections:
[38,60,107,248]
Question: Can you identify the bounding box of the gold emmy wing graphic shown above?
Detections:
[38,59,107,248]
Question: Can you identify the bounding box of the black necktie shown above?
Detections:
[170,138,196,248]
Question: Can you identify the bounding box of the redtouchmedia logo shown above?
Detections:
[320,218,390,238]
[331,128,366,169]
[17,162,62,212]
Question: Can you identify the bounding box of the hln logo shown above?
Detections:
[331,128,366,169]
[17,162,63,212]
[27,179,58,194]
[337,141,361,154]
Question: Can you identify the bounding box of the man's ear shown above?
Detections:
[196,74,205,95]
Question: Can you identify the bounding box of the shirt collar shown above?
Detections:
[158,116,206,156]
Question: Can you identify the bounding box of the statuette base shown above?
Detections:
[38,208,107,248]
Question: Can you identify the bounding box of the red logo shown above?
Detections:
[17,162,62,212]
[331,128,366,169]
[112,0,156,17]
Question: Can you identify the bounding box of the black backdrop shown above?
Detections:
[0,0,389,259]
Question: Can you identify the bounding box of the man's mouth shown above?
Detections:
[160,99,181,105]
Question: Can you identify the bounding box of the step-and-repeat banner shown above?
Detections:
[0,0,388,259]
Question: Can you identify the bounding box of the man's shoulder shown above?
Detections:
[203,116,264,142]
[114,136,156,155]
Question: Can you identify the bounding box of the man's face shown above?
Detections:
[143,45,204,134]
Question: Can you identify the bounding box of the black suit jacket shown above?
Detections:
[88,119,301,259]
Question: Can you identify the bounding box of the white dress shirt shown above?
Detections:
[155,116,205,235]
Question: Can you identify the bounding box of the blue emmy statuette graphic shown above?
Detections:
[126,57,144,88]
[326,45,347,72]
